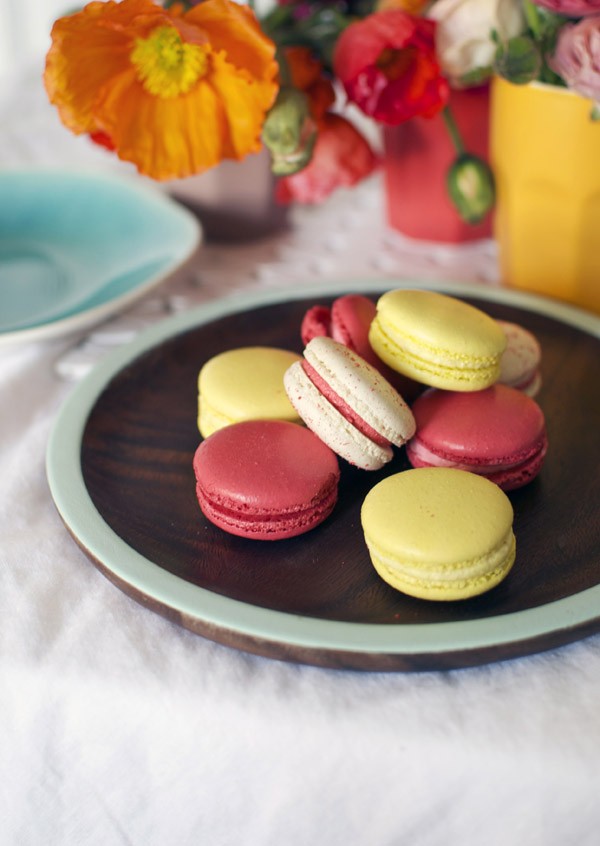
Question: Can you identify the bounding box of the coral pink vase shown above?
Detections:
[382,86,492,243]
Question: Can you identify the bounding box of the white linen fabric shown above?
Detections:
[2,64,600,846]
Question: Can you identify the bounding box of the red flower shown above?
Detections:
[276,112,379,204]
[333,10,449,125]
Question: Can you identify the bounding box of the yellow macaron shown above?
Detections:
[198,346,302,438]
[361,467,516,601]
[369,289,506,390]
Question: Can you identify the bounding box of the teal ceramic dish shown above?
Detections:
[0,168,201,345]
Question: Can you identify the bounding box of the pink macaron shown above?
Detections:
[497,320,542,397]
[406,383,548,491]
[193,420,340,540]
[284,337,416,471]
[301,295,379,365]
[301,294,420,399]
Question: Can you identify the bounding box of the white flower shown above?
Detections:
[428,0,525,85]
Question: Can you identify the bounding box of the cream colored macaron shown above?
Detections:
[284,337,416,471]
[369,289,506,391]
[198,346,302,438]
[361,467,516,601]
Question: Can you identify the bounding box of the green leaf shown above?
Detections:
[459,66,493,87]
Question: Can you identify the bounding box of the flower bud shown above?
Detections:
[262,87,318,175]
[447,154,495,224]
[494,34,542,85]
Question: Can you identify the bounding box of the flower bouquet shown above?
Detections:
[43,0,600,252]
[43,0,504,229]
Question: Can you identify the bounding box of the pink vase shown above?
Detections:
[382,86,492,243]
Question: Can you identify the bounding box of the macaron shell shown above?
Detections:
[301,305,332,346]
[406,384,548,489]
[330,295,381,365]
[361,468,516,601]
[193,420,340,540]
[303,337,416,447]
[284,361,393,470]
[198,346,302,438]
[497,320,542,396]
[369,289,506,391]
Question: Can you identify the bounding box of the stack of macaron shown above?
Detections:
[292,288,548,600]
[192,286,548,604]
[298,288,547,490]
[194,345,341,541]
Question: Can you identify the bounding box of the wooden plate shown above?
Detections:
[46,280,600,671]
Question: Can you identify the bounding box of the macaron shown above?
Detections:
[197,346,302,438]
[193,420,340,540]
[284,337,416,471]
[369,289,507,391]
[497,320,542,397]
[406,384,548,491]
[361,467,516,601]
[302,294,420,399]
[301,294,380,367]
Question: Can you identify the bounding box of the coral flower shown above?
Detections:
[274,46,378,203]
[333,10,449,124]
[276,112,379,204]
[44,0,279,179]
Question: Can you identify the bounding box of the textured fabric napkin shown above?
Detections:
[2,64,600,845]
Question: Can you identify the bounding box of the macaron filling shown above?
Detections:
[300,360,390,448]
[407,437,548,475]
[366,530,516,598]
[196,478,339,537]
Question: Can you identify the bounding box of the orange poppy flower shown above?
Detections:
[44,0,279,180]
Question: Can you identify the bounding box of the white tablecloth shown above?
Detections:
[2,65,600,846]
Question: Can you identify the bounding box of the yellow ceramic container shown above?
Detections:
[491,76,600,315]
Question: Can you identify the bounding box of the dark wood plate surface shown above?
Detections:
[47,280,600,671]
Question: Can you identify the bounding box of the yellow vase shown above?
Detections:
[491,76,600,315]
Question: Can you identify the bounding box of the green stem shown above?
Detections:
[442,106,465,156]
[523,0,543,39]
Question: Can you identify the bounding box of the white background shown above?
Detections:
[0,0,73,88]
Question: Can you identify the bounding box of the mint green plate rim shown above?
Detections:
[0,167,202,346]
[46,279,600,665]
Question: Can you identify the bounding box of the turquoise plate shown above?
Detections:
[0,168,201,345]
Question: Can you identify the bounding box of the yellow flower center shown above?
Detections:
[131,26,209,98]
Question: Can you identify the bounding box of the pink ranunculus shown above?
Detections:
[532,0,600,15]
[550,15,600,102]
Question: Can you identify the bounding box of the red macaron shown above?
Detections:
[193,420,340,540]
[406,384,548,491]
